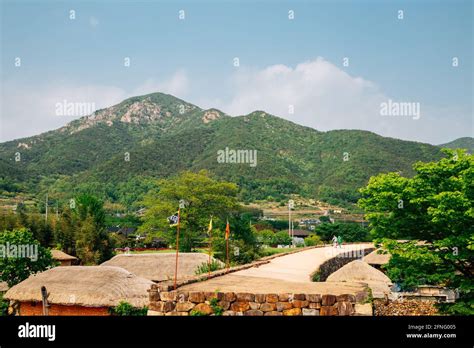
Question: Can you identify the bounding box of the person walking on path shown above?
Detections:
[337,235,343,248]
[332,235,338,248]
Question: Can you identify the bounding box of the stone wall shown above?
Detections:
[147,285,370,316]
[313,247,374,281]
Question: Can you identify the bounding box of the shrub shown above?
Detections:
[109,301,148,316]
[272,231,292,246]
[0,293,9,316]
[209,297,224,316]
[305,234,323,247]
[194,259,223,275]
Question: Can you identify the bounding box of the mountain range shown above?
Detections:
[0,92,471,207]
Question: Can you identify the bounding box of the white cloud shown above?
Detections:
[205,57,471,144]
[1,60,470,144]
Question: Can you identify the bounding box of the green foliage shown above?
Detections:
[304,234,323,246]
[209,297,224,316]
[139,171,238,252]
[74,194,113,264]
[272,230,292,246]
[194,260,223,275]
[256,229,274,245]
[0,293,9,316]
[359,149,474,314]
[315,222,370,242]
[0,228,57,287]
[108,301,148,316]
[0,92,446,208]
[311,271,321,282]
[190,309,206,316]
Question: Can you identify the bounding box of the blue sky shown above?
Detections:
[1,0,472,143]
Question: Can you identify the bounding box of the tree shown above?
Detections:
[0,228,56,287]
[76,194,106,229]
[272,231,292,246]
[358,149,474,314]
[139,171,239,251]
[315,222,370,242]
[74,194,112,264]
[305,234,323,246]
[256,229,274,246]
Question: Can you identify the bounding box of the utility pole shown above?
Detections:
[288,199,294,241]
[45,193,48,223]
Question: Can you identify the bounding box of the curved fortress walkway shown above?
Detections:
[180,243,373,295]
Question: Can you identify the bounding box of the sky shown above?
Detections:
[0,0,472,144]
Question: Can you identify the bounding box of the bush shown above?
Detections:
[0,228,57,287]
[305,234,323,246]
[272,231,292,246]
[109,301,148,316]
[194,259,223,275]
[256,229,274,246]
[209,297,224,316]
[0,293,9,316]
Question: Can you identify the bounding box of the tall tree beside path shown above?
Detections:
[0,228,56,287]
[139,171,239,251]
[358,149,474,314]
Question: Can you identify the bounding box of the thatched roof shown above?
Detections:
[4,266,152,307]
[363,249,391,265]
[51,250,77,261]
[101,252,223,282]
[0,281,9,292]
[327,260,392,284]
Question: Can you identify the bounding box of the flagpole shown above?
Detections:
[225,219,230,273]
[208,222,212,279]
[226,234,229,273]
[174,207,181,290]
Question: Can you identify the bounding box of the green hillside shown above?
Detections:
[439,137,474,153]
[0,92,447,207]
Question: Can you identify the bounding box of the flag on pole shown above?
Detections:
[207,217,213,235]
[225,219,230,240]
[168,212,179,227]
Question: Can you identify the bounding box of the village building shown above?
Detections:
[51,250,77,266]
[4,266,153,316]
[101,252,223,282]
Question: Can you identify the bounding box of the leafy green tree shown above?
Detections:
[76,194,106,229]
[272,231,292,246]
[305,234,323,246]
[256,229,274,245]
[315,222,370,242]
[139,171,238,252]
[0,228,57,287]
[75,215,112,264]
[358,149,474,314]
[53,207,77,255]
[77,194,113,263]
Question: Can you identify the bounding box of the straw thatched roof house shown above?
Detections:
[4,266,153,316]
[101,252,223,282]
[0,281,9,294]
[51,250,77,266]
[326,260,392,298]
[362,249,391,268]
